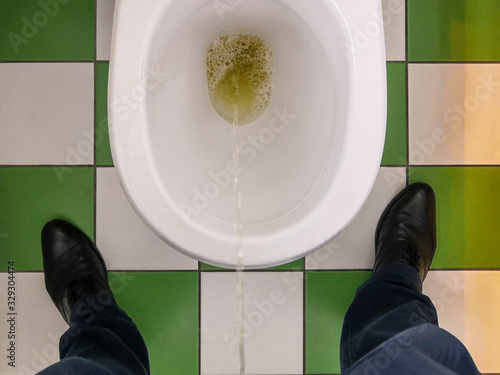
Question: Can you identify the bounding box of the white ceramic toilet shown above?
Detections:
[109,0,387,269]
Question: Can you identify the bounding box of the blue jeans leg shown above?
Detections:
[340,263,439,372]
[344,324,481,375]
[38,293,150,375]
[340,263,480,375]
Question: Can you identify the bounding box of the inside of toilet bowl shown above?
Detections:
[143,0,351,240]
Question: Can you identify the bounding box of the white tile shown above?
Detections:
[306,167,406,270]
[96,167,198,270]
[96,0,115,60]
[382,0,406,61]
[424,271,500,373]
[201,272,303,375]
[409,64,500,165]
[0,63,94,165]
[0,272,67,375]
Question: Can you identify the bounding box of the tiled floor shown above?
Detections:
[1,0,500,374]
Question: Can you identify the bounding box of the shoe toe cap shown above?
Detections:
[42,220,88,262]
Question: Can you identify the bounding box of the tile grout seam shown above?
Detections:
[6,268,500,274]
[405,0,410,186]
[3,60,500,64]
[302,262,306,375]
[6,164,500,169]
[93,0,98,242]
[198,262,202,375]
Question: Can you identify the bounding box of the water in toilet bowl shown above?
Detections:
[207,34,273,126]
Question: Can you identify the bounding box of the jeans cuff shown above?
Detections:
[70,292,117,324]
[372,263,423,293]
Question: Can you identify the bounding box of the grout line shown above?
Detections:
[299,268,500,273]
[409,164,500,168]
[198,264,202,375]
[93,0,98,243]
[0,165,94,168]
[0,164,472,170]
[108,269,201,273]
[2,60,500,64]
[408,61,500,64]
[4,268,500,274]
[3,163,499,169]
[9,267,500,274]
[404,0,409,62]
[0,60,95,63]
[94,0,97,62]
[430,268,500,272]
[94,0,97,168]
[405,66,409,185]
[302,269,372,273]
[302,266,306,375]
[405,0,409,187]
[198,268,305,273]
[93,167,97,242]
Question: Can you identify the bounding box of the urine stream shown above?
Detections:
[207,34,273,375]
[232,104,246,375]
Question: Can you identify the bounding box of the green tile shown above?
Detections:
[305,271,371,374]
[199,262,224,271]
[410,167,500,268]
[200,258,304,271]
[199,262,226,271]
[110,272,199,375]
[382,63,407,165]
[96,62,113,165]
[269,258,304,270]
[408,0,500,61]
[0,0,95,61]
[0,167,94,270]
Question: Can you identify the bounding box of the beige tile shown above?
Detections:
[0,63,94,165]
[96,167,198,270]
[201,272,303,374]
[0,273,67,375]
[409,64,500,165]
[424,271,500,373]
[96,0,115,60]
[382,0,406,61]
[306,167,406,270]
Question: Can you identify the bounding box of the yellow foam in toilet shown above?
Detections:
[207,34,273,125]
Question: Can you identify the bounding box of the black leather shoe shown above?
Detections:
[41,220,113,324]
[374,183,437,281]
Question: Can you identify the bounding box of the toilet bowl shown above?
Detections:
[109,0,387,269]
